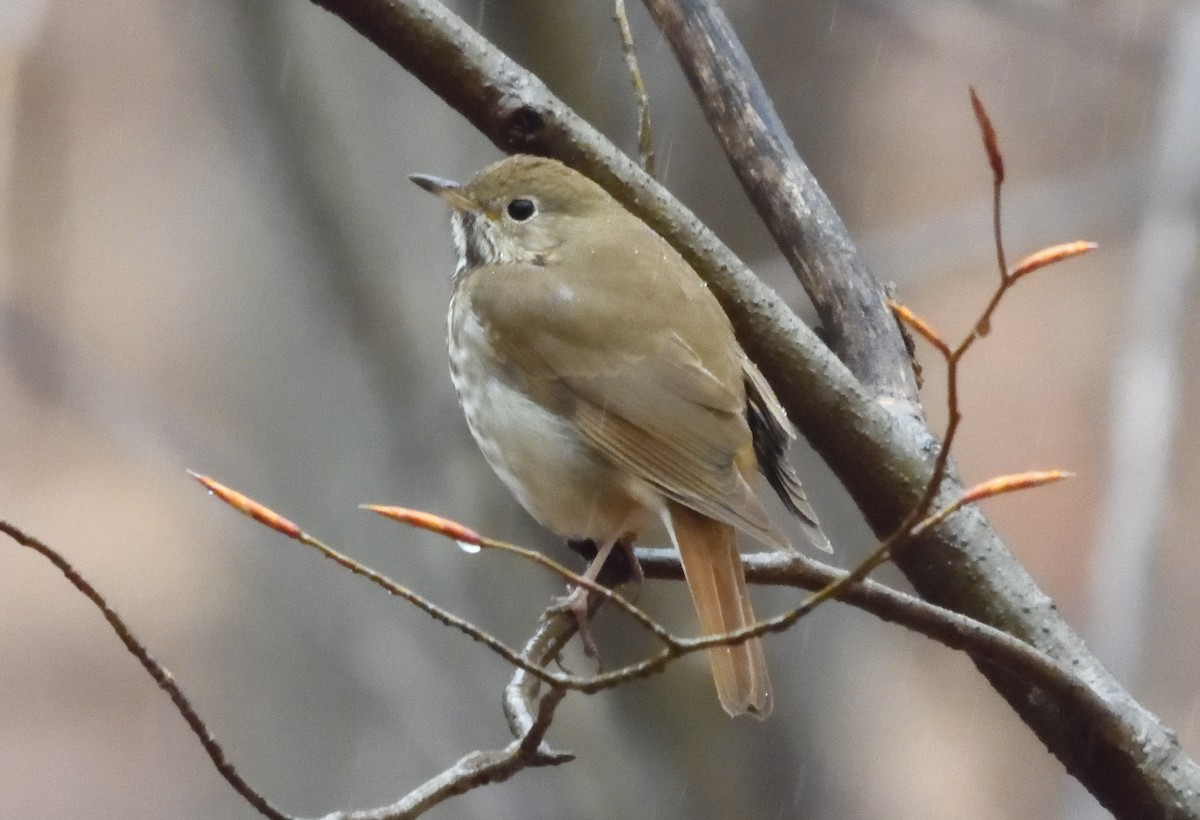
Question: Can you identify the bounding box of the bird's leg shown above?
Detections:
[554,535,618,659]
[621,537,644,602]
[555,530,640,660]
[567,534,640,588]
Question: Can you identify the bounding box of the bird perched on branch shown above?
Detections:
[413,155,828,718]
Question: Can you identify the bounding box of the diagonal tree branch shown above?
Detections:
[306,1,1200,816]
[642,0,919,407]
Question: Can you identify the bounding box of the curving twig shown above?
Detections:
[0,520,290,820]
[2,508,577,820]
[341,688,569,820]
[361,505,673,644]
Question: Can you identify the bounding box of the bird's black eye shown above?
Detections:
[506,198,536,221]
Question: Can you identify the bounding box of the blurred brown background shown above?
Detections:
[2,1,1197,817]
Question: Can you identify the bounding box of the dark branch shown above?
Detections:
[642,0,918,406]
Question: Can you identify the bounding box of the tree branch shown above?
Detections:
[642,0,919,406]
[306,1,1200,815]
[0,521,291,820]
[357,688,568,820]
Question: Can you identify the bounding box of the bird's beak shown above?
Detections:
[409,173,478,212]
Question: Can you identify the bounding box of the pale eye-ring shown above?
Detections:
[506,198,537,221]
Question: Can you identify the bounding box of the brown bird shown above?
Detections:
[412,155,828,719]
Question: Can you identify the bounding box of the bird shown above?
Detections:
[411,154,828,718]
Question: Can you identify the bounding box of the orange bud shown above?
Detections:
[889,299,951,357]
[361,505,483,547]
[960,470,1073,505]
[970,87,1004,185]
[1010,241,1096,281]
[189,471,302,540]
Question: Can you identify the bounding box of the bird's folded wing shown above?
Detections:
[465,259,791,550]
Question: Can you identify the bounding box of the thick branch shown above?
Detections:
[642,0,918,406]
[307,1,1200,815]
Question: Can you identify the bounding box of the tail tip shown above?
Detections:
[720,690,773,720]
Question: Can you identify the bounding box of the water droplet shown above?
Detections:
[457,540,481,554]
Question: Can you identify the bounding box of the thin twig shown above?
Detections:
[0,521,290,820]
[198,475,692,693]
[873,95,1093,582]
[2,512,576,820]
[613,0,655,176]
[359,690,569,820]
[363,505,675,645]
[191,475,574,689]
[970,86,1007,295]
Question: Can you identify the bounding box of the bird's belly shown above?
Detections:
[449,311,657,542]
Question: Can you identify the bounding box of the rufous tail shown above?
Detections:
[666,500,772,719]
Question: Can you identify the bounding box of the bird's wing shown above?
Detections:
[462,237,790,550]
[742,355,830,551]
